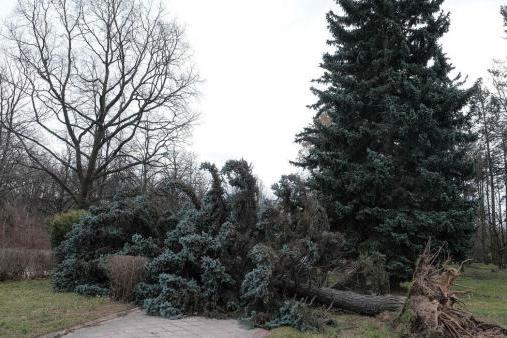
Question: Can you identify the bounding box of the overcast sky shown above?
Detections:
[2,0,507,188]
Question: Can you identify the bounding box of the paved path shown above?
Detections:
[62,309,269,338]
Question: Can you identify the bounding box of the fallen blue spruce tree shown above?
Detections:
[52,159,404,331]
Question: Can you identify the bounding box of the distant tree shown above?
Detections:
[470,66,507,268]
[4,0,198,208]
[0,61,26,199]
[296,0,477,283]
[151,149,208,215]
[470,83,504,267]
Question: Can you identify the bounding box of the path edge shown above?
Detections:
[39,307,140,338]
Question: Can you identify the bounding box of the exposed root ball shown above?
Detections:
[396,245,507,338]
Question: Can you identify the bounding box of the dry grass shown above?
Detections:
[108,255,148,301]
[0,248,54,281]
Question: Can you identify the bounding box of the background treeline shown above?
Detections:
[471,63,507,268]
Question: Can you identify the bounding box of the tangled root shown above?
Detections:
[395,244,507,338]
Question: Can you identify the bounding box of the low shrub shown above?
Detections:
[109,255,148,301]
[0,248,54,281]
[47,209,88,248]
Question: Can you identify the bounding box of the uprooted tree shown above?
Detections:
[52,160,507,335]
[53,159,403,330]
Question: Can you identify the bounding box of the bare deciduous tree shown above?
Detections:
[472,77,507,268]
[151,148,207,214]
[5,0,198,207]
[0,61,27,199]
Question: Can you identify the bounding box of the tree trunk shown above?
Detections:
[283,282,405,316]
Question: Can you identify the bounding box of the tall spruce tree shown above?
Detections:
[296,0,476,283]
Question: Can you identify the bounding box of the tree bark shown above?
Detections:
[283,282,405,316]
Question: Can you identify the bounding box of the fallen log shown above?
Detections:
[283,281,405,316]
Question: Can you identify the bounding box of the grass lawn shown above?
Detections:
[269,314,397,338]
[269,264,507,338]
[0,279,131,338]
[0,264,505,338]
[455,264,507,328]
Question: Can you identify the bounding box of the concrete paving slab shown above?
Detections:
[60,309,269,338]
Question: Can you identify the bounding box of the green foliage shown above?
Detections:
[240,266,273,303]
[200,257,233,302]
[295,0,477,284]
[47,209,88,248]
[53,160,350,330]
[74,284,109,297]
[136,163,343,328]
[53,160,344,331]
[120,234,162,257]
[52,196,164,295]
[265,301,320,332]
[143,274,201,319]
